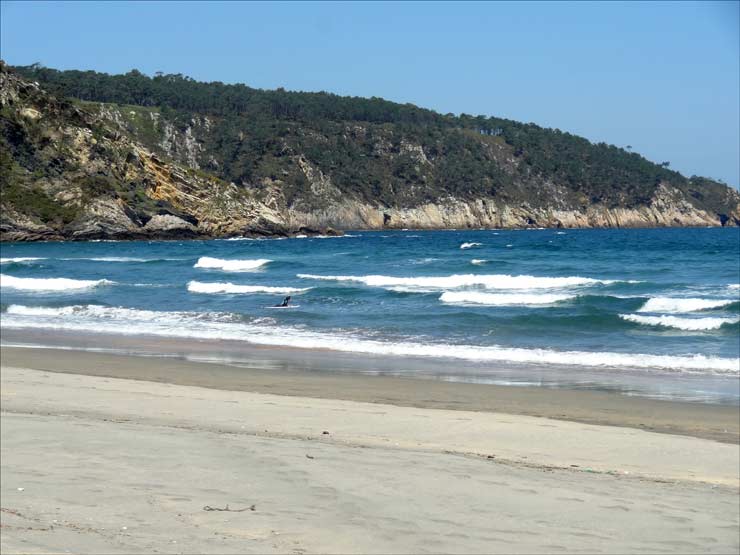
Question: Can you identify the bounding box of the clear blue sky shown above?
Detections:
[2,0,738,187]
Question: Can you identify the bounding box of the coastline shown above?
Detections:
[1,224,739,243]
[2,344,738,444]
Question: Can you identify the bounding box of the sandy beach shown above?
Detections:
[1,348,739,554]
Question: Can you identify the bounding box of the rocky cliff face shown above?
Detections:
[2,62,738,241]
[0,65,336,240]
[286,182,727,230]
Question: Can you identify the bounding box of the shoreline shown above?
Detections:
[1,224,739,243]
[2,345,738,444]
[2,328,738,405]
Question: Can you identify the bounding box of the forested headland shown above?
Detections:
[2,62,738,240]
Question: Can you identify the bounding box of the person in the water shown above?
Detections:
[277,295,291,307]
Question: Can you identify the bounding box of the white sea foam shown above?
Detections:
[194,257,271,272]
[6,305,79,316]
[91,257,163,262]
[297,273,613,290]
[638,297,735,313]
[1,304,736,373]
[0,257,44,264]
[63,257,157,263]
[470,259,487,266]
[440,292,574,306]
[620,313,739,331]
[187,281,310,295]
[385,286,438,294]
[729,284,740,290]
[0,274,114,291]
[460,242,482,250]
[4,304,244,323]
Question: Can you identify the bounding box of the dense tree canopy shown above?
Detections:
[8,64,713,210]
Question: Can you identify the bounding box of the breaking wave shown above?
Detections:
[620,313,739,331]
[194,257,271,272]
[66,257,176,263]
[1,304,736,373]
[638,297,735,313]
[440,292,575,306]
[0,257,45,264]
[297,273,618,290]
[0,274,114,291]
[187,281,310,295]
[460,242,482,250]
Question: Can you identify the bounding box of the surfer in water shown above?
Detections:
[276,295,291,307]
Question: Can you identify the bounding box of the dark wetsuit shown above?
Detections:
[278,296,291,307]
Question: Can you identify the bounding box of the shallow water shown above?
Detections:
[1,228,738,402]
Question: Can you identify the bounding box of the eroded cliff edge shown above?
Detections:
[2,62,738,241]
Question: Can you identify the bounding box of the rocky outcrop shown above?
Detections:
[0,63,338,241]
[286,187,735,231]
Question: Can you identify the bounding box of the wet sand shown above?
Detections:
[1,345,738,443]
[1,363,739,554]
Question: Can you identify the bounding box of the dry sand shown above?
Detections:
[1,351,739,553]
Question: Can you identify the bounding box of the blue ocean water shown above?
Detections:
[1,228,739,401]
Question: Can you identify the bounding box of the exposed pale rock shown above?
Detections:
[287,189,739,231]
[296,157,343,203]
[143,214,197,233]
[399,140,430,165]
[19,107,41,119]
[67,199,141,239]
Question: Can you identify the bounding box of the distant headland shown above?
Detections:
[2,62,738,241]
